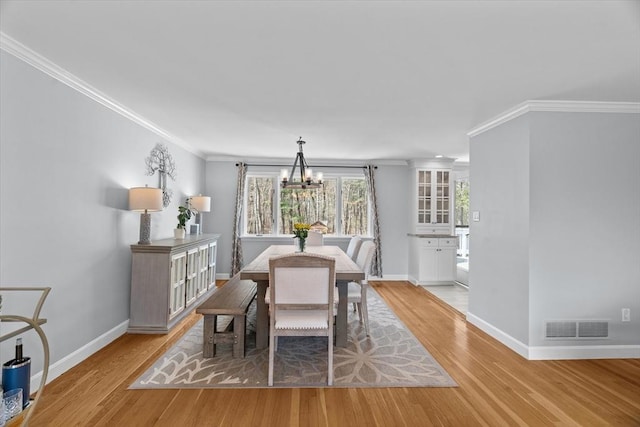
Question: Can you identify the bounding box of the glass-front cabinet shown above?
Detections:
[411,159,454,235]
[417,169,450,227]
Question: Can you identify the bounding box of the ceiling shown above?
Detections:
[1,1,639,163]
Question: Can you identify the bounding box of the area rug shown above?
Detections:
[130,288,457,389]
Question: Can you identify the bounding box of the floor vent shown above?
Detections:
[545,321,609,339]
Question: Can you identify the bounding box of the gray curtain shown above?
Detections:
[231,162,247,276]
[365,165,382,277]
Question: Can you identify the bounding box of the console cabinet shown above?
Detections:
[129,234,220,333]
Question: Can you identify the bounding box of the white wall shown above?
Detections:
[0,51,206,386]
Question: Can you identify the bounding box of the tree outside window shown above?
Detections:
[455,180,469,226]
[245,174,369,236]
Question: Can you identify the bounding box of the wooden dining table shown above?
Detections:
[239,245,365,348]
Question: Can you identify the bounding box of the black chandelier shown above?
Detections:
[280,137,323,189]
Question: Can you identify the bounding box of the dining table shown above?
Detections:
[239,244,365,348]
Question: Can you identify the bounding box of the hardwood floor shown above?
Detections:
[27,281,640,426]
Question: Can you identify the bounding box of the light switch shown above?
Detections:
[472,211,480,222]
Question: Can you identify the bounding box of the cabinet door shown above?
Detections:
[207,241,217,289]
[417,170,432,225]
[196,245,209,297]
[185,248,198,306]
[169,252,187,319]
[418,240,439,282]
[435,170,450,225]
[437,246,457,282]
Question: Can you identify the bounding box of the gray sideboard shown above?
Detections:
[128,233,220,333]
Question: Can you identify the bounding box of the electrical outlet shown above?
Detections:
[622,308,631,322]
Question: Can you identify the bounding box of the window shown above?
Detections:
[244,173,370,236]
[455,179,469,226]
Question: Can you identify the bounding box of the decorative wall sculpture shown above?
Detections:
[145,143,177,207]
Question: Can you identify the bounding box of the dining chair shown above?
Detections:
[346,240,376,336]
[268,253,336,386]
[345,235,362,261]
[306,230,324,246]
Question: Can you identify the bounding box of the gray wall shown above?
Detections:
[528,111,640,347]
[203,162,411,279]
[469,115,531,344]
[0,51,206,382]
[469,109,640,353]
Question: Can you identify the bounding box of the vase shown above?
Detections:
[297,237,306,252]
[174,228,186,239]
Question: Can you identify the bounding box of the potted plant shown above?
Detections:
[175,201,194,239]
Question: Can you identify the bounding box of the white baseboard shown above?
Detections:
[528,345,640,360]
[30,319,129,392]
[466,312,529,358]
[370,274,407,281]
[467,312,640,360]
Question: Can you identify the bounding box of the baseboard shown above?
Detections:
[528,345,640,360]
[466,312,530,359]
[30,319,129,392]
[466,312,640,360]
[370,274,407,281]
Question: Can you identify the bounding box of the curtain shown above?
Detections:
[231,162,247,276]
[365,165,382,277]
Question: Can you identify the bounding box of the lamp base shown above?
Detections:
[138,212,152,245]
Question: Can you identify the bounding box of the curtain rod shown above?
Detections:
[236,163,376,169]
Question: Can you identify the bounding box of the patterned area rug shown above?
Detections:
[130,289,457,388]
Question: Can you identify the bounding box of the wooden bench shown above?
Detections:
[195,275,257,358]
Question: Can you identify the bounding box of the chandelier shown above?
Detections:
[280,137,323,189]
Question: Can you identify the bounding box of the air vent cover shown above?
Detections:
[546,321,577,338]
[578,321,608,338]
[545,320,609,339]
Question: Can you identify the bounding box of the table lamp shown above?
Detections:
[190,194,211,234]
[129,186,163,244]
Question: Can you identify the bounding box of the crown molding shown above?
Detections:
[0,32,205,159]
[467,100,640,137]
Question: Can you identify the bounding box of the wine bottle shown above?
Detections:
[2,338,31,408]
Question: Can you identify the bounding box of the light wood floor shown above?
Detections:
[26,281,640,426]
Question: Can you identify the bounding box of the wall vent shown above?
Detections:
[578,321,608,338]
[546,321,577,338]
[545,321,609,339]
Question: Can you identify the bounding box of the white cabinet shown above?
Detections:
[408,236,457,285]
[409,159,454,235]
[129,234,220,333]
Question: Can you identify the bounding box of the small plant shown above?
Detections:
[176,200,195,229]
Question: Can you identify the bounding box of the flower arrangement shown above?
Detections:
[293,223,310,252]
[292,223,310,239]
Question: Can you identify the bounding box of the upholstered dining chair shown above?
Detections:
[306,230,324,246]
[345,235,362,261]
[346,240,376,336]
[268,253,336,386]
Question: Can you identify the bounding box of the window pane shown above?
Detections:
[280,179,337,234]
[342,178,368,235]
[246,177,273,234]
[455,180,470,226]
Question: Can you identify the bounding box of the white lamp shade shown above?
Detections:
[190,195,211,212]
[129,187,163,212]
